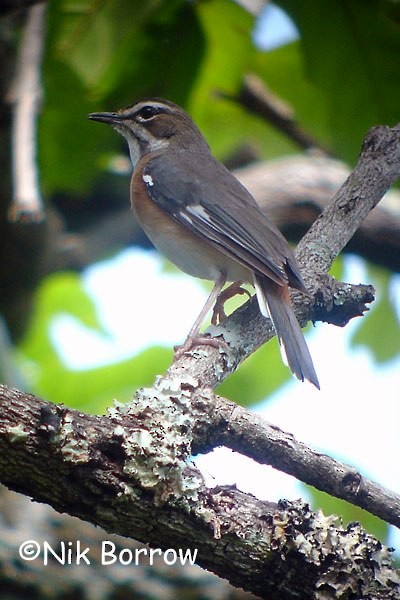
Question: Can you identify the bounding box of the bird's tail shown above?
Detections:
[254,275,319,389]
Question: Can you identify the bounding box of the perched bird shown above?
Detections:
[89,98,319,388]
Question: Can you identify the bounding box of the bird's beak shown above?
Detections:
[88,111,123,125]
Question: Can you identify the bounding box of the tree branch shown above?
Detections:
[0,485,249,600]
[236,155,400,272]
[0,385,399,599]
[230,73,334,155]
[296,125,400,277]
[7,2,46,222]
[191,395,400,528]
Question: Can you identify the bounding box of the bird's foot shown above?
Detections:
[211,282,252,325]
[174,333,228,360]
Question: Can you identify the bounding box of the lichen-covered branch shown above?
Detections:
[0,485,245,600]
[0,385,398,599]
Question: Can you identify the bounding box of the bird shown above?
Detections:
[88,98,319,388]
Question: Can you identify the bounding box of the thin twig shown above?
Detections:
[225,73,334,155]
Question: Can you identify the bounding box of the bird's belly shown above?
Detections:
[134,195,250,282]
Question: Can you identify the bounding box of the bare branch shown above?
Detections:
[228,73,334,155]
[296,124,400,279]
[191,395,400,529]
[7,2,46,222]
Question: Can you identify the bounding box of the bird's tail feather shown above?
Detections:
[254,275,319,389]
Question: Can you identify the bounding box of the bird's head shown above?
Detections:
[89,98,209,167]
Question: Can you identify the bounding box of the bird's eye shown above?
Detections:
[136,105,160,121]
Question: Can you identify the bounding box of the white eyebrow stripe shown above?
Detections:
[134,101,173,114]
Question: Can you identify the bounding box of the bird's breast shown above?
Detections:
[130,168,250,283]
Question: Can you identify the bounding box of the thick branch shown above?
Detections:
[0,385,398,599]
[0,485,248,600]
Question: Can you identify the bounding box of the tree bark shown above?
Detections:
[0,385,399,599]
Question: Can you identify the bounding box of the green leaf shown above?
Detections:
[46,0,194,97]
[351,267,400,363]
[89,0,205,104]
[190,0,253,106]
[41,0,205,194]
[187,1,304,162]
[277,0,400,162]
[40,61,114,193]
[17,272,172,412]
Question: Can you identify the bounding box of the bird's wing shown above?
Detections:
[143,151,305,289]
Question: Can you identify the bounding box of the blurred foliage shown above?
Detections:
[10,0,400,422]
[9,0,400,547]
[39,0,400,194]
[279,0,400,162]
[18,272,172,413]
[21,0,400,409]
[351,265,400,362]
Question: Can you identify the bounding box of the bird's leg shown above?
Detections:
[174,272,227,359]
[211,281,252,325]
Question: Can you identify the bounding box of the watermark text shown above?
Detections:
[18,540,198,567]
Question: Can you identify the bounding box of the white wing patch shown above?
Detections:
[186,203,212,222]
[253,274,289,367]
[143,174,154,187]
[178,210,193,225]
[253,276,270,319]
